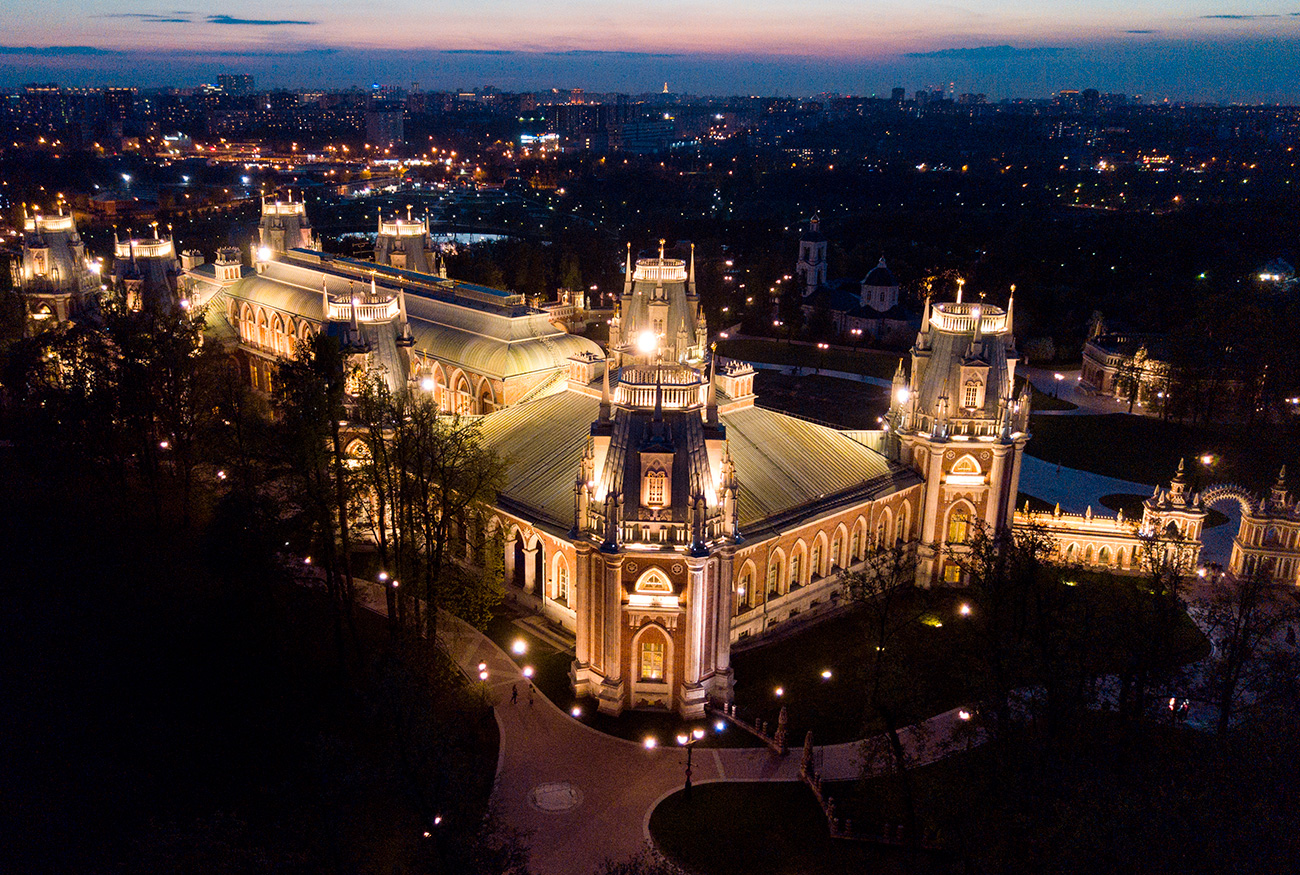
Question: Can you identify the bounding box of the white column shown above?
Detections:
[523,544,538,594]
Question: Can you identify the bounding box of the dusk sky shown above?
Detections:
[2,1,1300,101]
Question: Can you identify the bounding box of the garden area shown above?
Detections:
[488,570,1208,751]
[1027,412,1298,490]
[715,335,903,380]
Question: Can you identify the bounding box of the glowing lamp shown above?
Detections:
[644,737,657,749]
[512,639,527,655]
[420,377,435,392]
[895,387,910,405]
[635,330,658,356]
[256,246,272,262]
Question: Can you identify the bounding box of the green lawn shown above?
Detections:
[649,782,944,875]
[716,336,903,380]
[753,370,890,429]
[487,574,1207,752]
[1027,412,1298,490]
[730,578,1207,746]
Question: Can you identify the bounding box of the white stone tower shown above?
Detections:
[796,215,828,297]
[886,288,1032,585]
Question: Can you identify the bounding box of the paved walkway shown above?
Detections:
[356,583,979,873]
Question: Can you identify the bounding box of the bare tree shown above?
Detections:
[1193,567,1300,736]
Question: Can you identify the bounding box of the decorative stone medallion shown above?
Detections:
[528,781,583,812]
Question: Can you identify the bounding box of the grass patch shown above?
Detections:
[716,336,902,380]
[649,782,940,875]
[1017,375,1079,411]
[753,370,890,429]
[1027,412,1298,489]
[731,578,1207,746]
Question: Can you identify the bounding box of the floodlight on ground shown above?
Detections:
[715,721,726,732]
[571,706,582,717]
[378,572,389,582]
[958,709,972,721]
[644,737,657,749]
[959,603,972,616]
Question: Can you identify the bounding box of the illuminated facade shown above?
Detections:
[10,207,102,331]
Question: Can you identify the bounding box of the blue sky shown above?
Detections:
[1,1,1299,100]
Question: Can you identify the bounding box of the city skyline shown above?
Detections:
[1,1,1300,101]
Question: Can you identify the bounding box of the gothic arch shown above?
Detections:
[766,547,786,597]
[875,507,893,550]
[831,523,849,570]
[551,553,571,603]
[851,517,868,561]
[736,558,758,611]
[951,453,983,475]
[898,499,913,543]
[811,531,829,579]
[634,567,674,594]
[945,500,976,545]
[475,376,497,414]
[1098,545,1112,566]
[788,540,808,591]
[631,622,673,689]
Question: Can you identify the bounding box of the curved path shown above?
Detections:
[412,598,981,874]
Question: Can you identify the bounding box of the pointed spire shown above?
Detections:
[652,368,664,423]
[1006,284,1016,333]
[658,238,666,261]
[623,242,633,295]
[688,242,696,294]
[956,277,965,304]
[706,356,718,425]
[599,356,612,423]
[321,274,329,315]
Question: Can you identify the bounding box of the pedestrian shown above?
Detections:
[528,685,534,707]
[511,683,518,705]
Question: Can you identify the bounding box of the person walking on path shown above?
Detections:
[511,683,518,705]
[528,685,534,707]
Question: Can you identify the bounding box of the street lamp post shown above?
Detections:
[1053,372,1063,398]
[677,727,705,800]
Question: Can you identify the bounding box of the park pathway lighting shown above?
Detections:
[677,727,706,800]
[715,720,726,733]
[958,709,972,721]
[522,666,534,678]
[960,603,972,616]
[821,669,833,680]
[644,736,658,749]
[571,706,582,717]
[775,686,784,697]
[512,638,528,655]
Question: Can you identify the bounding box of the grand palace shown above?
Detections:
[12,196,1289,718]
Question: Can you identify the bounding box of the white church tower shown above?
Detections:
[795,215,828,297]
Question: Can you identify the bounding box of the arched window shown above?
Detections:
[736,570,752,614]
[947,508,970,544]
[553,557,570,604]
[635,568,673,594]
[850,530,860,561]
[896,515,907,543]
[789,553,801,591]
[1098,546,1112,566]
[767,558,780,595]
[646,470,667,506]
[810,541,822,579]
[831,534,842,569]
[640,636,664,681]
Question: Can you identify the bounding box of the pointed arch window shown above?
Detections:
[947,508,971,544]
[640,638,664,681]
